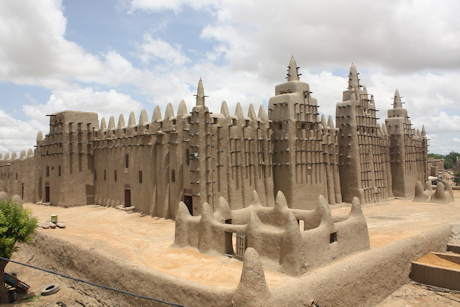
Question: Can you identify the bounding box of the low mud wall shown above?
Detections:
[14,224,453,307]
[15,232,233,307]
[269,223,452,306]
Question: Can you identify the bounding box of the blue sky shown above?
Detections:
[1,0,460,155]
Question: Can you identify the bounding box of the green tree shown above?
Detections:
[444,151,460,170]
[0,199,37,303]
[454,171,460,184]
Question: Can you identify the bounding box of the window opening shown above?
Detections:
[330,232,338,243]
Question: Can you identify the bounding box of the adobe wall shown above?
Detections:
[0,150,36,201]
[92,81,275,219]
[174,190,370,276]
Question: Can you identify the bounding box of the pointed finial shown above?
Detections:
[128,111,136,127]
[421,125,426,136]
[37,130,44,142]
[235,102,244,119]
[165,102,175,119]
[27,148,34,157]
[348,63,360,90]
[177,100,188,116]
[321,114,327,127]
[117,114,126,129]
[152,105,162,121]
[108,116,116,130]
[195,78,206,106]
[220,100,229,116]
[139,109,148,125]
[327,115,334,129]
[100,118,107,131]
[258,105,268,121]
[248,104,257,120]
[287,56,300,82]
[393,89,402,109]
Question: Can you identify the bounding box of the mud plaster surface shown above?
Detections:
[16,190,460,289]
[5,191,460,306]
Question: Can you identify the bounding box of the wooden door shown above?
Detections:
[183,195,193,215]
[45,186,50,202]
[124,189,131,207]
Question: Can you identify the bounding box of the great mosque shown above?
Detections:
[0,57,428,219]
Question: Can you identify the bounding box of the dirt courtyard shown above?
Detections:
[5,191,460,306]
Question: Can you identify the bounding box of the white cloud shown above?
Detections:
[127,0,220,14]
[22,87,143,126]
[0,0,103,89]
[1,0,460,155]
[138,33,190,66]
[0,109,39,154]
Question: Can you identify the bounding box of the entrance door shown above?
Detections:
[124,189,131,207]
[183,195,193,215]
[45,186,50,202]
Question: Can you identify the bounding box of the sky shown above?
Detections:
[0,0,460,155]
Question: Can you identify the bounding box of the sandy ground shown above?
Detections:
[4,191,460,306]
[377,281,460,306]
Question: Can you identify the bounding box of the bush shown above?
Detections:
[0,199,37,302]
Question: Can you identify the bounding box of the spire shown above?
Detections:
[152,105,162,121]
[321,114,327,127]
[421,125,426,136]
[235,102,244,119]
[287,56,300,82]
[327,115,334,129]
[165,102,175,119]
[348,63,360,90]
[248,104,257,120]
[195,78,206,106]
[220,100,229,117]
[37,130,43,141]
[258,105,268,121]
[177,100,188,116]
[108,116,116,130]
[27,148,34,157]
[393,89,402,109]
[128,111,136,127]
[139,109,148,125]
[100,118,107,131]
[117,114,126,129]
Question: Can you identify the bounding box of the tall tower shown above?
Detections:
[189,79,213,214]
[336,64,391,203]
[268,57,339,209]
[386,90,427,197]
